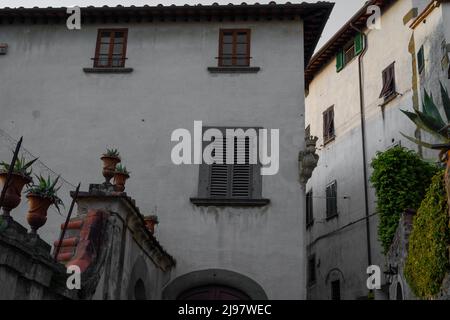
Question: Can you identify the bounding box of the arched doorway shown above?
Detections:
[178,285,250,300]
[163,269,267,300]
[134,279,147,300]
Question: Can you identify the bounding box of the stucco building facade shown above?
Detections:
[0,3,333,299]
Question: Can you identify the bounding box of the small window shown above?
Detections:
[336,33,364,72]
[134,279,147,300]
[94,29,128,68]
[306,190,314,228]
[344,42,356,65]
[323,106,335,144]
[379,62,396,100]
[326,181,338,219]
[196,127,262,201]
[417,45,425,74]
[219,29,251,67]
[331,280,341,300]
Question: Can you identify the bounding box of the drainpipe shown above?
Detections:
[350,23,372,267]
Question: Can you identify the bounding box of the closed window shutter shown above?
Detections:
[336,50,344,72]
[354,32,364,55]
[209,136,230,198]
[208,131,253,199]
[418,46,425,73]
[231,137,252,198]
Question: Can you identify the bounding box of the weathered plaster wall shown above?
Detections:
[0,20,306,299]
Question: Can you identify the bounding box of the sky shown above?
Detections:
[0,0,367,50]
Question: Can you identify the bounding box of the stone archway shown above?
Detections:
[127,256,151,300]
[162,269,267,300]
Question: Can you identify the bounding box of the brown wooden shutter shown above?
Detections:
[379,63,395,98]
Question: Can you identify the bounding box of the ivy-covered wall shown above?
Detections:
[370,146,438,253]
[404,170,450,299]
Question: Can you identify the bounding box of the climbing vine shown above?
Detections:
[370,146,438,253]
[404,170,450,299]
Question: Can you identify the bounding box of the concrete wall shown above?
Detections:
[305,0,433,300]
[0,19,306,299]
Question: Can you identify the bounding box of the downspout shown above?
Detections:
[350,23,372,267]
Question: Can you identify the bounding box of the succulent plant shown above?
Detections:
[401,82,450,154]
[115,164,130,176]
[103,148,120,158]
[0,155,38,178]
[26,175,64,214]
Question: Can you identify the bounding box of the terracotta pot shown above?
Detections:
[144,216,159,234]
[113,172,129,192]
[26,194,52,234]
[100,156,121,184]
[0,172,32,216]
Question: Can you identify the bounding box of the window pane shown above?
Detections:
[236,43,247,56]
[113,43,123,55]
[114,32,124,40]
[221,58,232,66]
[100,32,111,43]
[99,43,109,55]
[222,33,233,43]
[222,43,233,55]
[97,54,109,67]
[112,56,123,67]
[236,32,248,43]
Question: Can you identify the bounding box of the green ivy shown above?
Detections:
[404,170,450,299]
[370,146,438,253]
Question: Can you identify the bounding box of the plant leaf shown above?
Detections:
[422,89,446,128]
[400,132,437,149]
[400,109,449,141]
[440,81,450,123]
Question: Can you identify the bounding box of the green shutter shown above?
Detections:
[354,32,364,55]
[336,50,344,72]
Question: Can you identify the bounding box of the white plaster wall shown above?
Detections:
[0,19,306,299]
[305,0,431,299]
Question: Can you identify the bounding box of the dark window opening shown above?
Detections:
[326,181,338,219]
[323,106,335,144]
[344,42,356,65]
[308,255,316,286]
[306,190,314,228]
[379,62,396,100]
[418,45,425,74]
[331,280,341,300]
[219,29,251,67]
[94,29,128,68]
[396,283,403,300]
[134,279,147,300]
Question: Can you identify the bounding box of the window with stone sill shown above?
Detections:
[93,29,128,68]
[379,62,396,101]
[190,127,269,207]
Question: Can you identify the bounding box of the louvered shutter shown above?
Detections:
[209,135,230,198]
[336,50,344,72]
[354,32,364,55]
[231,136,252,198]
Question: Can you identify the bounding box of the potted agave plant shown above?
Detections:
[0,156,38,217]
[113,164,130,192]
[101,148,121,184]
[25,175,64,235]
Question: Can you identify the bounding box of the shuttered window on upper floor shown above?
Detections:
[196,127,262,201]
[326,180,338,219]
[323,106,335,144]
[379,62,396,100]
[336,33,364,72]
